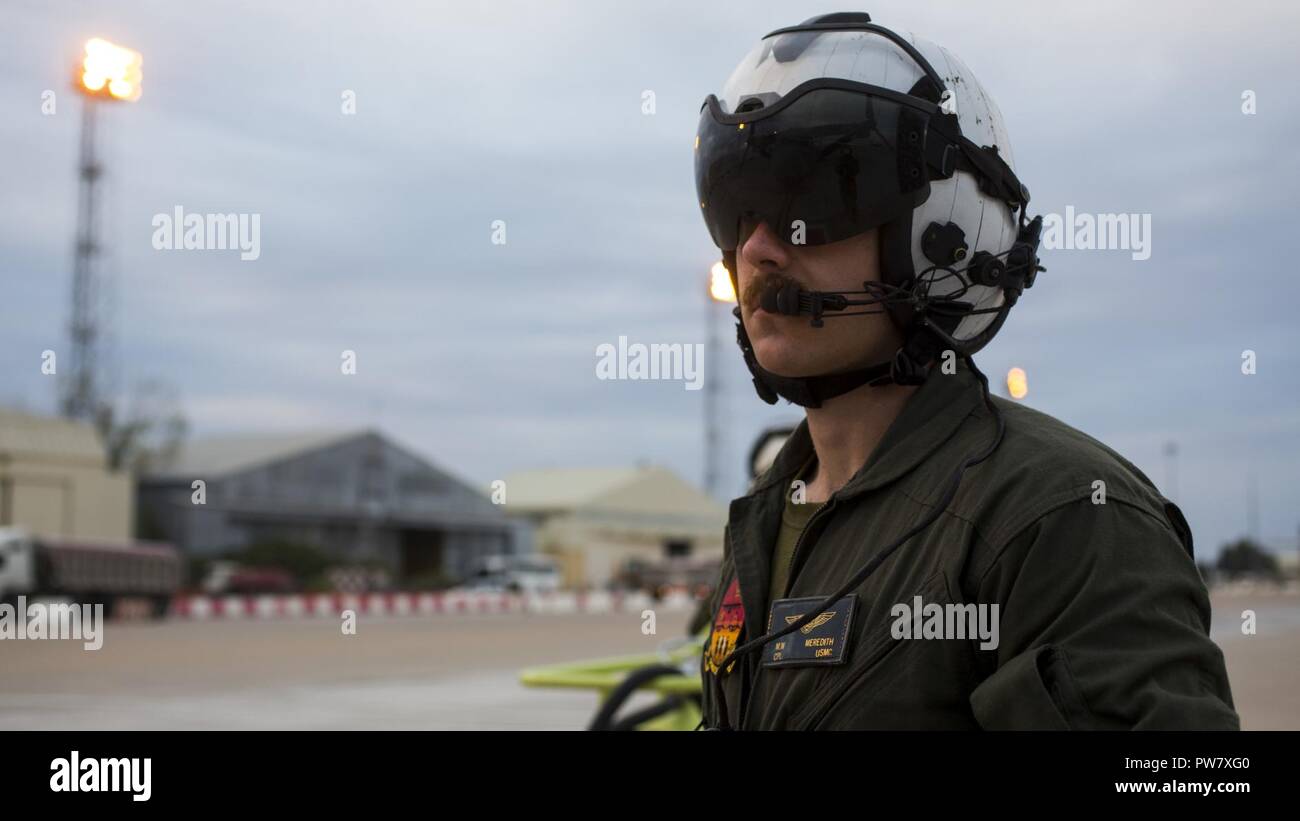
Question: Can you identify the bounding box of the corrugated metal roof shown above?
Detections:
[145,429,364,479]
[0,407,107,464]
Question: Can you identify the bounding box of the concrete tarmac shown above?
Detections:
[0,592,1294,730]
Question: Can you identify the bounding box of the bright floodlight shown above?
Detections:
[709,261,736,303]
[79,38,142,101]
[1006,367,1028,400]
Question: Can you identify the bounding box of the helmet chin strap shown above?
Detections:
[724,250,941,409]
[732,308,939,408]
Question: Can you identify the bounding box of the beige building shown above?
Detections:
[500,465,726,590]
[0,407,132,541]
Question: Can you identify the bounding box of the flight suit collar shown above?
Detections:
[836,357,985,500]
[750,357,984,501]
[726,359,985,641]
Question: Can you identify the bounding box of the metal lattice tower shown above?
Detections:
[704,294,722,500]
[62,99,104,422]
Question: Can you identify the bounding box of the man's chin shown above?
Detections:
[751,342,826,379]
[751,338,892,379]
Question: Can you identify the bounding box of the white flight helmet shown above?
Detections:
[695,12,1043,406]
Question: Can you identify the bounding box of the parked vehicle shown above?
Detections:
[202,561,296,594]
[460,554,562,594]
[0,527,182,618]
[616,557,720,598]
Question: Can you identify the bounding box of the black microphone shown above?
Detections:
[760,282,854,327]
[759,282,805,315]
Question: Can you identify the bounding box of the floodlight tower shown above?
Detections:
[62,38,142,421]
[705,260,736,499]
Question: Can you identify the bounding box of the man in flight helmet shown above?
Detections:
[693,12,1238,730]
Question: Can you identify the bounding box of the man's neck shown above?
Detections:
[802,378,920,503]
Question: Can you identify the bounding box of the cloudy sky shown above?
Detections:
[1,0,1296,559]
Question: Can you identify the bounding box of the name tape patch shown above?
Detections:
[762,594,856,668]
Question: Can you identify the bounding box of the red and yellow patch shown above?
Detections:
[705,577,745,675]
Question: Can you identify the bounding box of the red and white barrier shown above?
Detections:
[170,590,694,620]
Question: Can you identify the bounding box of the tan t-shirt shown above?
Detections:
[767,456,823,608]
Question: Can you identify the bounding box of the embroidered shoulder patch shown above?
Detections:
[705,577,745,675]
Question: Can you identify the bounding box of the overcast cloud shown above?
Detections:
[1,0,1297,559]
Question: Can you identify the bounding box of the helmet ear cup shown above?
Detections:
[966,251,1005,287]
[921,221,969,267]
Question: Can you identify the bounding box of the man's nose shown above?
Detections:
[740,220,792,271]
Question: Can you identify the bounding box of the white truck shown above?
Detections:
[461,554,562,594]
[0,527,182,618]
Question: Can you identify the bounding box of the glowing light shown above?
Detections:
[79,38,142,101]
[1006,367,1028,399]
[709,261,736,303]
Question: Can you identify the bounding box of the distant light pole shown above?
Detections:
[1163,441,1179,503]
[1246,471,1259,542]
[704,261,736,499]
[62,38,142,422]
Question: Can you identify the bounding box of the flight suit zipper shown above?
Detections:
[782,497,835,599]
[741,496,836,730]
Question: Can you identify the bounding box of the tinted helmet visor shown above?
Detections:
[694,81,934,252]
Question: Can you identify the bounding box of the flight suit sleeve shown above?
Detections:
[969,496,1240,730]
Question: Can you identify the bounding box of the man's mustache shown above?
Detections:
[741,270,806,313]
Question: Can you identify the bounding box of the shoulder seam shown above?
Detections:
[894,485,996,552]
[975,490,1180,588]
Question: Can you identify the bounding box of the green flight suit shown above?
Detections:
[700,358,1239,730]
[768,457,822,609]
